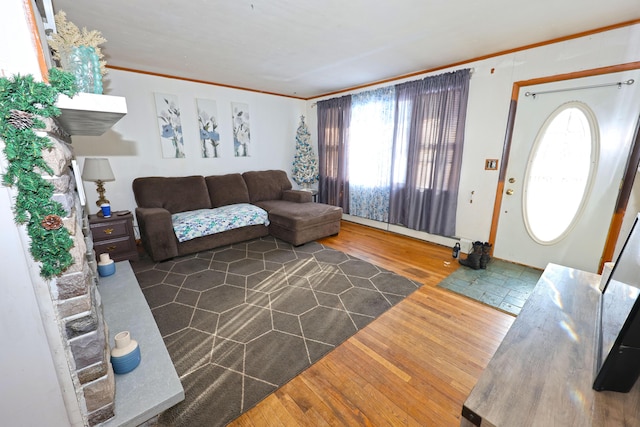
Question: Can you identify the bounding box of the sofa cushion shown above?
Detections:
[132,176,211,214]
[242,170,292,203]
[205,173,250,207]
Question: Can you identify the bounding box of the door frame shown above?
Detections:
[489,61,640,273]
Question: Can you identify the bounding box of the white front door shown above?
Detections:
[493,70,640,273]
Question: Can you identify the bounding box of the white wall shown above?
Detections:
[72,70,307,226]
[0,186,74,426]
[305,23,640,249]
[458,23,640,246]
[0,1,42,77]
[56,20,640,251]
[73,23,640,249]
[0,1,76,425]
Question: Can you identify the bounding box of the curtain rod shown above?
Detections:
[310,67,475,107]
[525,79,635,98]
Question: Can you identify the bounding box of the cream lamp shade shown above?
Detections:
[82,158,115,207]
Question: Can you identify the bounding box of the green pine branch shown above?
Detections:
[0,69,78,279]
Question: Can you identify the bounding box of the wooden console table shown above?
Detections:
[461,263,640,426]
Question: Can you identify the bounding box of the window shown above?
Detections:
[348,87,396,221]
[524,102,599,243]
[318,69,471,237]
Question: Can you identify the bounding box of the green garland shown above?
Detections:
[0,69,78,279]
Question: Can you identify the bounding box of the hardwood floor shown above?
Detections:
[230,221,514,426]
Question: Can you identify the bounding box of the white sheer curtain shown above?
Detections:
[348,87,396,221]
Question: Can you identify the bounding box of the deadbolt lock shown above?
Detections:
[506,189,514,195]
[508,178,516,183]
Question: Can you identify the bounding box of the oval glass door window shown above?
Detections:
[523,102,598,244]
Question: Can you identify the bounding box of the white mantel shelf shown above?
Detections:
[55,93,127,136]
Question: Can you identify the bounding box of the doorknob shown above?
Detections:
[506,189,514,195]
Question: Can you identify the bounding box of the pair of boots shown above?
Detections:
[459,241,492,270]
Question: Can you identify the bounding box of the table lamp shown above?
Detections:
[82,158,115,209]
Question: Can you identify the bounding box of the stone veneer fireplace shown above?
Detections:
[39,117,115,425]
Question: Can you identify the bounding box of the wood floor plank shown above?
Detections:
[318,221,457,285]
[276,376,335,425]
[273,389,330,426]
[301,364,376,426]
[321,356,409,426]
[340,337,458,425]
[261,397,298,426]
[230,220,514,426]
[353,312,482,414]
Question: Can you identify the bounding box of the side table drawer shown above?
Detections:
[91,221,129,241]
[93,237,136,262]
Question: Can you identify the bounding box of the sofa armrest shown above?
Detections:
[135,207,179,261]
[282,190,312,203]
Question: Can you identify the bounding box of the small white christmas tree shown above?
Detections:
[291,115,319,188]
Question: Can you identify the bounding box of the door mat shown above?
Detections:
[438,258,542,315]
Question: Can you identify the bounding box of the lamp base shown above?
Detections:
[95,180,110,207]
[96,198,111,207]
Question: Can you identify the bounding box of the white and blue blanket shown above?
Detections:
[172,203,269,243]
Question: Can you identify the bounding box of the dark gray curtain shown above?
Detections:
[389,69,471,236]
[317,95,352,211]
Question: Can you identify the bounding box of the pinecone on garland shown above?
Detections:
[41,214,63,230]
[8,109,34,130]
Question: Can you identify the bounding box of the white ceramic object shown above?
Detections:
[99,253,113,265]
[111,331,137,357]
[97,253,116,277]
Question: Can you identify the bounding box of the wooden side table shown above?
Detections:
[89,212,138,262]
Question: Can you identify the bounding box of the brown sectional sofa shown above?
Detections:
[132,170,342,261]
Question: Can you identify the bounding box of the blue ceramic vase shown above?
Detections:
[97,253,115,277]
[110,331,141,374]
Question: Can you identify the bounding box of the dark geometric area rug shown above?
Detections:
[131,236,421,426]
[438,258,542,316]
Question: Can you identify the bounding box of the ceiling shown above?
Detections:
[49,0,640,99]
